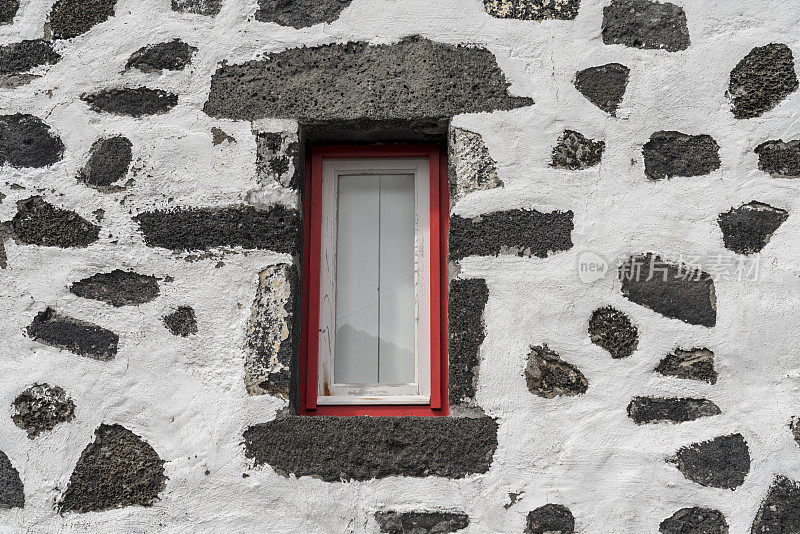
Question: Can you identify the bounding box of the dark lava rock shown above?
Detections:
[0,450,24,509]
[126,39,197,73]
[204,36,532,121]
[619,254,716,327]
[660,507,728,534]
[12,383,76,439]
[243,416,498,481]
[27,307,118,361]
[0,40,60,75]
[82,88,178,117]
[656,348,717,384]
[526,345,588,399]
[163,306,197,337]
[0,1,19,24]
[212,127,235,145]
[0,114,64,168]
[256,0,351,28]
[525,504,575,534]
[669,434,750,489]
[77,136,133,189]
[70,270,160,307]
[11,196,100,248]
[172,0,222,15]
[449,209,573,261]
[59,424,166,513]
[449,278,488,406]
[134,205,300,252]
[588,306,638,359]
[551,130,604,170]
[627,397,720,425]
[755,139,800,178]
[602,0,690,52]
[49,0,117,40]
[718,201,788,255]
[483,0,580,21]
[643,131,721,180]
[375,511,469,534]
[729,44,798,119]
[574,63,629,116]
[752,477,800,533]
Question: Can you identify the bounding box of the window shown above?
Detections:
[300,145,448,416]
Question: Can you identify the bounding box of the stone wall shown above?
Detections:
[1,0,800,532]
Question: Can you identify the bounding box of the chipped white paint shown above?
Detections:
[0,0,799,532]
[449,126,504,205]
[244,264,293,396]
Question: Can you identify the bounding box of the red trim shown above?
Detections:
[299,145,448,417]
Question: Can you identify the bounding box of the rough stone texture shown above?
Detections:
[172,0,222,16]
[755,139,800,178]
[77,136,133,189]
[0,40,60,76]
[59,424,166,513]
[301,117,448,145]
[82,88,178,117]
[134,205,300,252]
[643,131,721,180]
[660,508,729,534]
[0,451,24,509]
[126,39,197,73]
[375,511,469,534]
[525,504,575,534]
[574,63,629,116]
[0,0,19,24]
[751,476,800,533]
[619,254,717,327]
[602,0,690,52]
[255,131,301,189]
[204,36,533,121]
[792,418,800,447]
[49,0,117,40]
[11,196,100,248]
[244,264,297,397]
[588,306,638,359]
[627,397,721,425]
[525,345,588,399]
[718,201,788,255]
[656,348,718,384]
[27,307,118,361]
[669,434,750,490]
[551,130,604,170]
[70,270,160,307]
[729,44,799,119]
[0,114,64,168]
[243,416,498,482]
[448,278,488,406]
[255,0,352,28]
[483,0,580,21]
[449,209,573,261]
[449,127,503,204]
[163,306,197,337]
[12,383,76,439]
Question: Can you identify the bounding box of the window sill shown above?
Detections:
[317,394,431,406]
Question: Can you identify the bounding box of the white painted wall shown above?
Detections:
[1,0,799,532]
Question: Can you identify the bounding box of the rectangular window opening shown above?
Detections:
[300,145,448,417]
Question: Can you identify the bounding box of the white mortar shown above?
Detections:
[1,0,799,532]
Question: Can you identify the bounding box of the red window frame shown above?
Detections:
[299,145,449,416]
